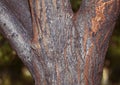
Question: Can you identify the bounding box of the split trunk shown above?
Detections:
[0,0,120,85]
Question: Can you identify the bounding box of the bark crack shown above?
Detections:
[29,0,40,49]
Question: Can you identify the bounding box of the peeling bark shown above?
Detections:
[0,0,120,85]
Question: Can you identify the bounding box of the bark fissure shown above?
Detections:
[0,0,120,85]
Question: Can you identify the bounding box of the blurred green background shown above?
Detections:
[0,0,120,85]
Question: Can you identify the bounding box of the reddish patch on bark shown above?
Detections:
[33,59,41,84]
[91,0,114,33]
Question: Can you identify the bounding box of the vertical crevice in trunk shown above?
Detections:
[0,0,120,85]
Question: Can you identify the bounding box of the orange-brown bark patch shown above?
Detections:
[91,0,114,33]
[33,59,41,84]
[84,55,90,85]
[83,44,94,85]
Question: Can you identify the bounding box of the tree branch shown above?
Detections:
[0,1,33,63]
[0,0,120,85]
[75,0,120,52]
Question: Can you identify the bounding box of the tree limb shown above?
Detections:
[0,0,120,85]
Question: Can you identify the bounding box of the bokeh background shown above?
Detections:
[0,0,120,85]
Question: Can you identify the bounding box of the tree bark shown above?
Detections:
[0,0,120,85]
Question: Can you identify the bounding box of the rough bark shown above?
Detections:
[0,0,120,85]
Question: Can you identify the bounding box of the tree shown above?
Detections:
[0,0,120,85]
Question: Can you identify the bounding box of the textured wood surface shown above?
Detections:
[0,0,120,85]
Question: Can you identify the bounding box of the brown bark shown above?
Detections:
[0,0,120,85]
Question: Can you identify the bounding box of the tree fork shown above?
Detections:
[0,0,120,85]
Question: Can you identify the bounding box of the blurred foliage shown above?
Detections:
[0,0,120,85]
[70,0,82,12]
[0,35,34,85]
[105,15,120,84]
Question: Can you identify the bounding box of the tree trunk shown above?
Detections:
[0,0,120,85]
